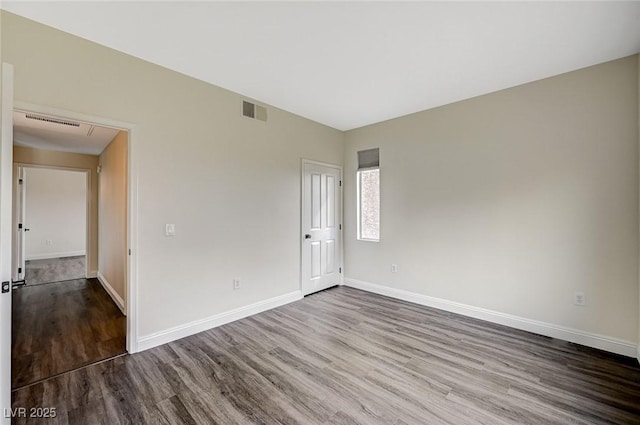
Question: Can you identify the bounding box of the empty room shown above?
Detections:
[0,2,639,424]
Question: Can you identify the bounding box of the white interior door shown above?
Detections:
[302,161,342,296]
[0,63,15,424]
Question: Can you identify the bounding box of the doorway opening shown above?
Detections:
[13,165,89,286]
[10,109,130,389]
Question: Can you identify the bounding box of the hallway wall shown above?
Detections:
[98,131,127,311]
[24,167,86,260]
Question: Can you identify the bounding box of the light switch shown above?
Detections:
[165,224,175,236]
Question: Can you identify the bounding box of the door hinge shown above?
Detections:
[18,223,22,229]
[18,267,22,274]
[339,224,342,230]
[339,267,342,273]
[339,180,342,187]
[18,178,23,184]
[128,249,131,256]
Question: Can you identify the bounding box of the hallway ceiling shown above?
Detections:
[13,111,119,156]
[3,1,640,131]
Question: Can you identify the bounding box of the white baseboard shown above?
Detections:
[26,250,86,261]
[343,278,638,358]
[137,290,303,352]
[97,271,126,315]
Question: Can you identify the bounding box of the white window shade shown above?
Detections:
[358,148,379,170]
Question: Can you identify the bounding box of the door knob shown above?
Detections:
[305,234,312,239]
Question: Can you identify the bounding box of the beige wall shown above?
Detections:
[4,10,638,353]
[98,131,127,305]
[24,167,86,260]
[1,12,344,338]
[14,146,99,275]
[344,55,639,343]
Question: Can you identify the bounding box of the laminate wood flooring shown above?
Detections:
[12,278,126,389]
[11,286,640,424]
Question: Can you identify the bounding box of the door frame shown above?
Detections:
[300,158,344,294]
[14,101,140,353]
[13,164,91,282]
[1,62,14,425]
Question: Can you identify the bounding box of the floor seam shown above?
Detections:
[11,352,129,392]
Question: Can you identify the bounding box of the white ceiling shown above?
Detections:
[3,1,640,131]
[13,111,119,155]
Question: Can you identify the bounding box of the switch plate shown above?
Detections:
[233,279,241,290]
[391,264,398,273]
[165,224,175,236]
[574,291,586,306]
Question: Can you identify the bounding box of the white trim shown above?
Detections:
[126,128,139,353]
[1,62,15,425]
[15,101,139,354]
[343,278,638,358]
[137,290,303,352]
[300,158,343,170]
[637,345,640,364]
[26,250,86,261]
[97,271,126,315]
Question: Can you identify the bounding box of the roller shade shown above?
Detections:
[358,148,379,170]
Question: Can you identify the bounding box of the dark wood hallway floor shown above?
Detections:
[12,278,126,389]
[11,286,640,424]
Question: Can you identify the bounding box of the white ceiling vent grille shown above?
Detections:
[25,113,80,127]
[242,100,267,122]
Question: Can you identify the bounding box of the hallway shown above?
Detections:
[11,278,126,389]
[24,256,86,286]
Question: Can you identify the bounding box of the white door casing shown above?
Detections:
[12,166,25,281]
[14,101,138,354]
[301,160,342,296]
[0,63,14,424]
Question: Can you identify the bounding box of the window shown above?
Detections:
[357,148,380,241]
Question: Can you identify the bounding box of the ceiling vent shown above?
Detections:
[242,100,267,122]
[25,113,80,127]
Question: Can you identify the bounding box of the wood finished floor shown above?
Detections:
[12,278,126,389]
[11,286,640,424]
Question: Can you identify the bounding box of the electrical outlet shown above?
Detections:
[391,264,398,273]
[165,224,175,236]
[233,279,241,290]
[574,291,586,306]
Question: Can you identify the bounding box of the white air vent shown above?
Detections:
[242,100,267,122]
[25,114,80,127]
